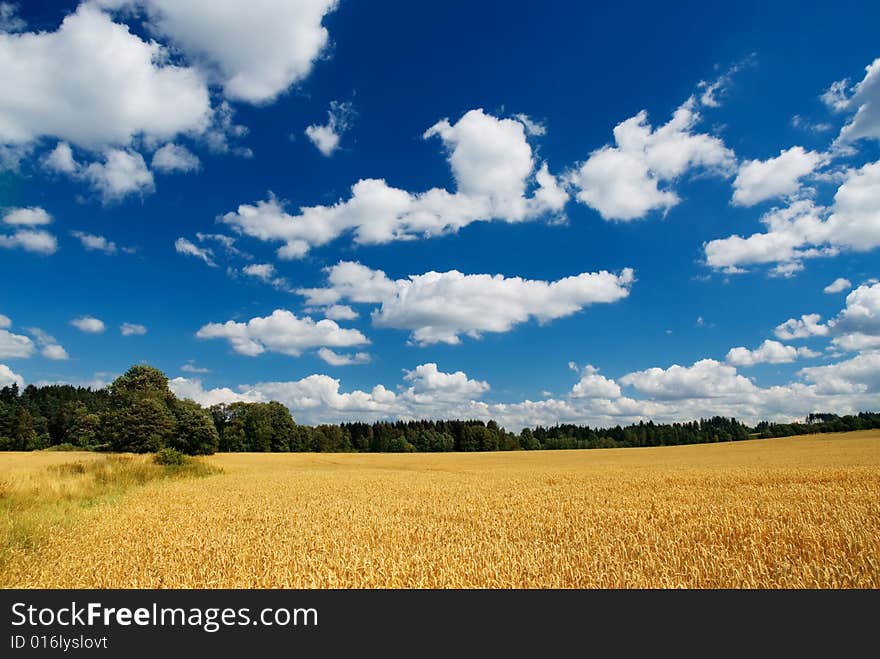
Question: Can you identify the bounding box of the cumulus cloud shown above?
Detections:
[0,363,24,389]
[70,316,106,333]
[0,229,58,254]
[570,363,621,399]
[42,142,78,174]
[829,281,880,351]
[3,206,52,226]
[619,359,757,400]
[824,277,852,294]
[169,376,259,407]
[71,231,118,254]
[151,143,200,173]
[84,149,154,202]
[401,363,489,403]
[174,237,216,266]
[567,97,734,221]
[704,161,880,274]
[798,351,880,395]
[220,109,568,258]
[166,351,880,430]
[195,309,369,357]
[774,314,829,340]
[725,339,818,366]
[0,206,57,254]
[323,304,358,321]
[0,3,210,149]
[120,322,147,336]
[317,348,371,366]
[27,328,68,360]
[305,100,355,156]
[98,0,338,104]
[731,147,825,207]
[299,261,635,345]
[0,320,34,358]
[825,58,880,145]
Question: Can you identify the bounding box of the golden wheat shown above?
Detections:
[1,431,878,588]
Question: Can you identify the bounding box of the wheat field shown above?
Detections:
[1,431,879,588]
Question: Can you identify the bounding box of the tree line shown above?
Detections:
[1,364,878,455]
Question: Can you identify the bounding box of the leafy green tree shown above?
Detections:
[106,396,175,453]
[13,407,39,450]
[171,399,220,455]
[69,404,101,448]
[104,365,176,453]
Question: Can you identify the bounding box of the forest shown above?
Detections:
[1,364,878,455]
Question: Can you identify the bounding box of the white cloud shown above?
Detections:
[300,261,635,345]
[822,161,880,250]
[71,231,118,254]
[619,359,756,400]
[827,58,880,145]
[705,161,880,274]
[169,376,259,407]
[41,344,70,360]
[513,113,546,136]
[798,351,880,395]
[0,315,9,329]
[241,262,289,290]
[317,348,371,366]
[731,147,825,207]
[221,109,568,258]
[195,309,369,357]
[0,3,210,149]
[0,206,57,254]
[774,314,829,340]
[28,327,69,360]
[305,100,354,156]
[0,363,24,389]
[99,0,338,104]
[570,364,621,399]
[0,229,58,254]
[174,237,216,266]
[791,115,832,133]
[180,361,210,374]
[3,206,52,226]
[0,326,33,358]
[120,322,147,336]
[151,143,200,173]
[824,277,852,294]
[822,79,851,113]
[70,316,106,333]
[323,304,358,321]
[829,281,880,351]
[241,263,274,280]
[84,149,154,202]
[42,142,79,174]
[567,98,734,221]
[167,351,880,430]
[697,56,754,108]
[401,363,489,404]
[725,339,817,367]
[195,232,250,259]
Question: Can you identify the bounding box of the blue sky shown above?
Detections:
[1,0,879,429]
